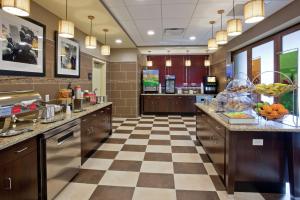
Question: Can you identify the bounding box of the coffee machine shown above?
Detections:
[165,75,176,94]
[203,76,218,94]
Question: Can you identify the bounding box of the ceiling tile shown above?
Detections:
[109,6,132,21]
[162,0,198,4]
[162,4,196,19]
[127,4,161,20]
[163,18,190,29]
[124,0,161,6]
[102,0,125,7]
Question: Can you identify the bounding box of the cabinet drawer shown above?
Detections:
[207,118,225,138]
[0,137,37,166]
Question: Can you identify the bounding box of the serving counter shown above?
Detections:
[141,93,215,115]
[195,103,300,197]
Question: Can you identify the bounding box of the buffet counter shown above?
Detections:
[195,103,300,197]
[141,93,216,115]
[0,102,112,151]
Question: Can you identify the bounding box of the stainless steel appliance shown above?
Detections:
[203,76,218,94]
[165,75,176,94]
[40,119,81,200]
[0,90,41,137]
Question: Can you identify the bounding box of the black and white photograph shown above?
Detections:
[55,33,80,78]
[0,10,45,76]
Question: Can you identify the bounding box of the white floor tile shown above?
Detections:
[172,153,202,163]
[54,183,97,200]
[174,174,216,191]
[110,134,130,139]
[98,144,123,151]
[99,171,139,187]
[82,158,113,170]
[149,135,171,140]
[146,145,172,153]
[171,140,195,146]
[133,188,176,200]
[115,151,145,161]
[141,161,174,174]
[125,139,149,145]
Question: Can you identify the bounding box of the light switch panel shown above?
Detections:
[252,139,264,146]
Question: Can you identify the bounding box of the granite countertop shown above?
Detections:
[141,93,216,96]
[0,102,112,151]
[195,103,300,132]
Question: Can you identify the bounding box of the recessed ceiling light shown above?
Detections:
[189,36,196,40]
[115,39,122,44]
[147,30,155,35]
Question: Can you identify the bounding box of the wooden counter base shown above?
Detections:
[196,107,287,194]
[141,95,196,115]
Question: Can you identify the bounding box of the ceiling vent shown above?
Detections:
[164,28,185,37]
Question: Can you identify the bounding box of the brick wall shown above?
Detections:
[107,62,139,118]
[0,40,93,100]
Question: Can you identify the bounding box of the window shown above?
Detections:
[233,51,247,78]
[252,41,275,103]
[282,30,300,114]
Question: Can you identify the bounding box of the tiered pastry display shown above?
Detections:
[216,78,254,112]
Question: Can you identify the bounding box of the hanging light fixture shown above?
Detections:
[166,50,172,67]
[227,0,242,37]
[147,51,153,67]
[101,29,110,56]
[208,21,218,51]
[244,0,265,24]
[204,57,210,67]
[58,0,74,38]
[85,16,97,49]
[1,0,30,16]
[185,50,191,67]
[216,10,228,45]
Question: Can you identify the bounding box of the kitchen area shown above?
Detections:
[0,0,300,200]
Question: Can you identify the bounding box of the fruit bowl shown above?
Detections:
[255,102,289,120]
[254,83,295,97]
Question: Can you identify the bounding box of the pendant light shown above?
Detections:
[147,51,153,67]
[185,50,191,67]
[227,0,242,37]
[244,0,265,24]
[1,0,30,16]
[85,16,96,49]
[166,50,172,67]
[101,29,110,56]
[58,0,74,38]
[216,10,228,45]
[204,57,210,67]
[208,21,218,51]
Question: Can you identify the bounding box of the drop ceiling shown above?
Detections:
[101,0,293,47]
[33,0,135,48]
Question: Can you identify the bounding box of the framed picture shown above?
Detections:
[55,32,80,78]
[0,10,46,76]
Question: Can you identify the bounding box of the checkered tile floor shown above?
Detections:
[55,115,290,200]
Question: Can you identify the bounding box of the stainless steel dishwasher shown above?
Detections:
[39,119,81,200]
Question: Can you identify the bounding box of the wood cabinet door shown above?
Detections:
[174,96,184,113]
[0,138,38,200]
[0,164,13,199]
[143,96,154,113]
[156,96,168,113]
[11,151,38,200]
[81,114,94,163]
[184,96,196,113]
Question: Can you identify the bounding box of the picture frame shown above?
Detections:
[0,10,46,77]
[55,32,80,78]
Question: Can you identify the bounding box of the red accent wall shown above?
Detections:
[147,55,208,87]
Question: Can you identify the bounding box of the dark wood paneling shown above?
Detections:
[81,105,112,164]
[147,55,208,86]
[196,107,287,195]
[142,95,196,114]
